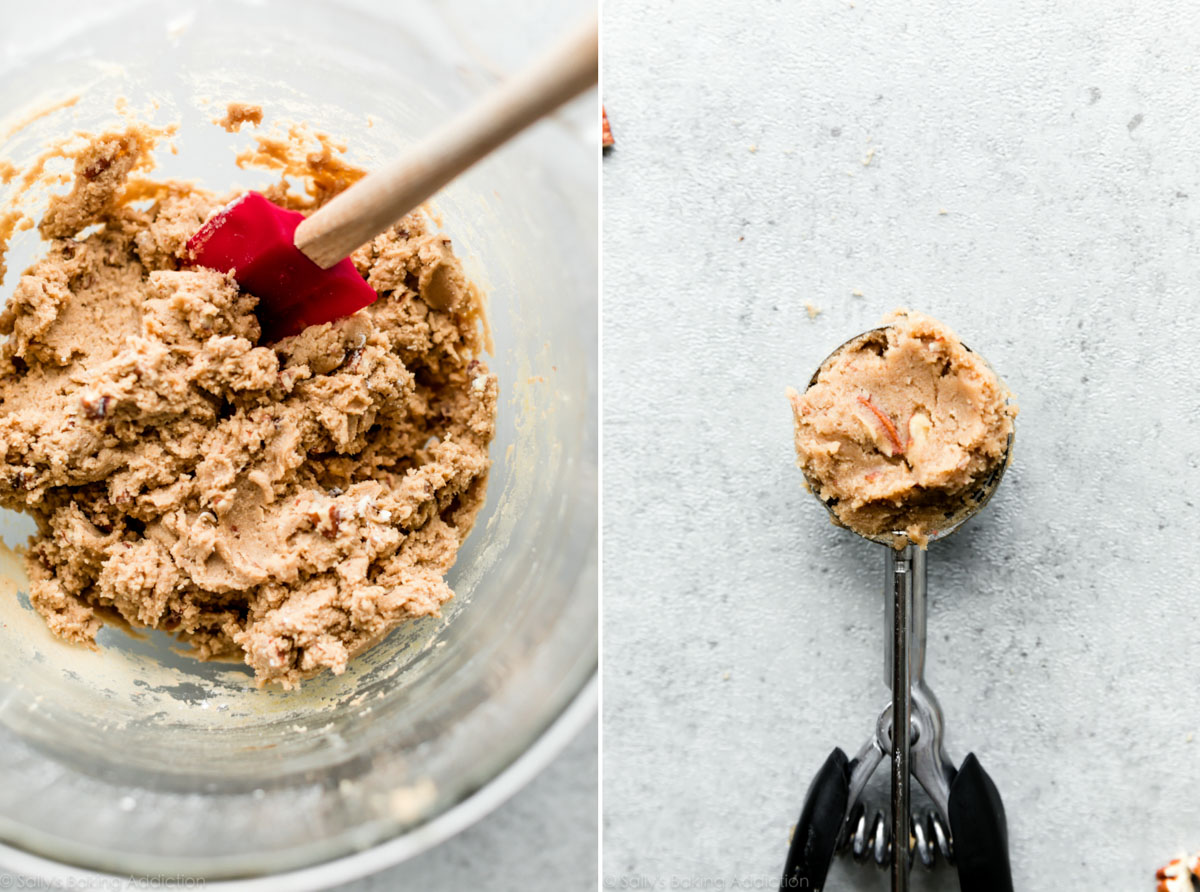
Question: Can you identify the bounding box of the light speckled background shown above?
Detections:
[602,0,1200,889]
[1,2,596,891]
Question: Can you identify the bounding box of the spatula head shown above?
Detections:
[185,192,377,340]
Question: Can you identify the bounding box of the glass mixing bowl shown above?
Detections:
[0,0,597,886]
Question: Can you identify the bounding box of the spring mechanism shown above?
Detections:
[840,803,953,869]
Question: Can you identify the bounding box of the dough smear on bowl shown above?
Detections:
[788,309,1015,547]
[0,123,497,687]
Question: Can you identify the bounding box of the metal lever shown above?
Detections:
[887,545,915,891]
[782,544,1012,890]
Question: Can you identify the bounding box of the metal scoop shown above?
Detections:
[780,327,1015,892]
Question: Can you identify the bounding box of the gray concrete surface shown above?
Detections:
[602,1,1200,889]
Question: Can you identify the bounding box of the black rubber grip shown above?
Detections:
[780,747,850,892]
[948,752,1013,892]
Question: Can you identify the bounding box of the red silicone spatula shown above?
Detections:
[187,15,598,340]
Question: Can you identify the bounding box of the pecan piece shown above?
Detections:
[81,395,113,420]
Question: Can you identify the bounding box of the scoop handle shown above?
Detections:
[948,752,1014,892]
[780,747,850,892]
[294,14,598,268]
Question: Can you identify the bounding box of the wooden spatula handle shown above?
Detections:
[294,15,599,269]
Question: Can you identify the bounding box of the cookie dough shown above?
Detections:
[0,125,497,687]
[788,309,1014,546]
[214,102,263,133]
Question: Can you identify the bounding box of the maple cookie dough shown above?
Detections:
[788,309,1015,546]
[0,124,497,688]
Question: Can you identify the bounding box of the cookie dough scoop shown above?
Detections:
[780,325,1016,892]
[186,15,597,340]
